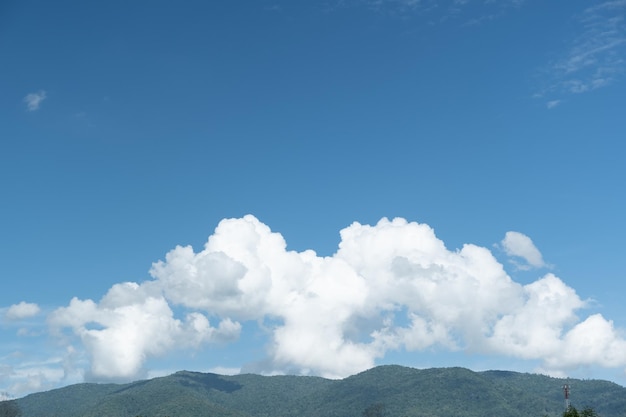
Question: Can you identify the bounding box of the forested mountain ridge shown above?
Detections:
[3,365,625,417]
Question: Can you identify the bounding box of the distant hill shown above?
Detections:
[3,365,625,417]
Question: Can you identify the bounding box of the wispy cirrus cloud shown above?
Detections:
[546,99,562,109]
[23,90,47,111]
[539,1,626,104]
[330,0,524,23]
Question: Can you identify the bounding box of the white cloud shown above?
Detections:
[46,215,626,383]
[5,302,41,320]
[501,231,546,269]
[0,353,78,399]
[541,1,626,99]
[486,274,585,358]
[557,314,626,368]
[48,282,240,381]
[208,366,241,375]
[23,91,47,111]
[546,99,562,109]
[338,0,523,24]
[7,365,64,396]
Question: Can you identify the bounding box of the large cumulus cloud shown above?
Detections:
[49,282,240,380]
[48,215,626,381]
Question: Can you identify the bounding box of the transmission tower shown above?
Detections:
[563,383,571,411]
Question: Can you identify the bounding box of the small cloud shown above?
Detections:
[5,302,41,320]
[208,366,241,375]
[16,328,31,337]
[23,90,47,111]
[501,231,546,269]
[546,99,562,109]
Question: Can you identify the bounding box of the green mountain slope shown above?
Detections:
[3,365,625,417]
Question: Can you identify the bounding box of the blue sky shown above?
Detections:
[1,0,626,399]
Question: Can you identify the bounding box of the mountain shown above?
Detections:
[3,365,625,417]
